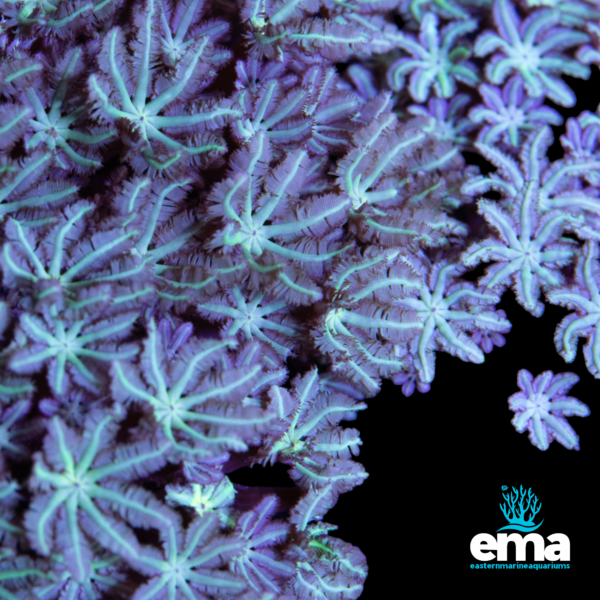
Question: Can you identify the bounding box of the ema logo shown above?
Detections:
[497,485,543,532]
[470,486,570,563]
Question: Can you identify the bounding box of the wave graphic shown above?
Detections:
[496,519,544,533]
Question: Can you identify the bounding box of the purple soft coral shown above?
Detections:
[509,369,590,450]
[0,0,598,596]
[475,0,590,107]
[461,128,586,316]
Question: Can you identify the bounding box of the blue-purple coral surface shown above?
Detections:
[0,0,598,596]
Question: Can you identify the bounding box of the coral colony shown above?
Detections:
[0,0,599,596]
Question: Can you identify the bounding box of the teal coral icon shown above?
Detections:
[498,485,544,532]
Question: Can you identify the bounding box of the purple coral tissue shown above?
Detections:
[0,0,598,597]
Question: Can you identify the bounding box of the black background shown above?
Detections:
[328,70,600,594]
[230,70,600,595]
[331,294,598,592]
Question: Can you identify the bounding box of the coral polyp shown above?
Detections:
[0,0,598,596]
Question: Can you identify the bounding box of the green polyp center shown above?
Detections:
[64,471,91,493]
[239,222,267,255]
[518,48,541,70]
